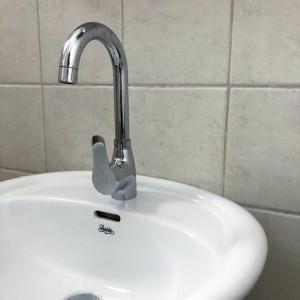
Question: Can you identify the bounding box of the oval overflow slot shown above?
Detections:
[94,210,121,222]
[65,294,101,300]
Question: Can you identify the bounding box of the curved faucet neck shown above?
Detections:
[58,22,129,141]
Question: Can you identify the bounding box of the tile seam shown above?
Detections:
[36,0,48,172]
[222,0,235,195]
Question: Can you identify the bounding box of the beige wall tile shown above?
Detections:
[38,0,121,84]
[124,0,231,84]
[0,169,31,181]
[0,0,41,83]
[44,86,115,171]
[0,86,45,172]
[231,0,300,84]
[225,88,300,212]
[130,87,227,194]
[246,209,300,300]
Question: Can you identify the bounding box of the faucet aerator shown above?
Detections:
[58,66,78,84]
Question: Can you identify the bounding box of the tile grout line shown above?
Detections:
[243,204,300,217]
[121,0,124,44]
[130,83,227,88]
[0,167,36,175]
[36,0,48,173]
[222,88,230,196]
[222,0,235,196]
[3,82,300,89]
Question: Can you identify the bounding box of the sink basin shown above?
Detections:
[0,172,267,300]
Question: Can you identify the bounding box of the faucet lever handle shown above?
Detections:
[92,135,117,195]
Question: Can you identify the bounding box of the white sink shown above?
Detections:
[0,172,267,300]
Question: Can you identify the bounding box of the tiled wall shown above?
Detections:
[0,1,299,299]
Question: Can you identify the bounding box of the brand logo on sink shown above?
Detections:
[98,224,114,235]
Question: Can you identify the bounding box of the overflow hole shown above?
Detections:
[94,210,121,222]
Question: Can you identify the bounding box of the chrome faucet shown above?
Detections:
[58,22,136,200]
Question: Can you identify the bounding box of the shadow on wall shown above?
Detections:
[246,209,300,300]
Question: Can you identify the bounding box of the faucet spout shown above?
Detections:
[58,22,136,200]
[58,22,129,140]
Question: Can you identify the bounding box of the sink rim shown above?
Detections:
[0,171,267,300]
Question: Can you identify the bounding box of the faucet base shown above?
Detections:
[112,174,137,200]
